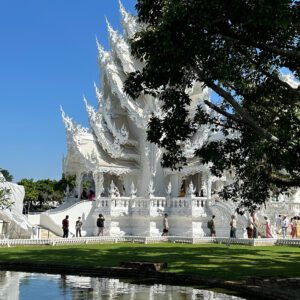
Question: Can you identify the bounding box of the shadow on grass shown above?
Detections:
[0,243,299,280]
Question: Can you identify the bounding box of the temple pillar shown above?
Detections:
[206,173,212,199]
[170,174,180,197]
[75,171,84,200]
[200,173,207,197]
[93,172,104,199]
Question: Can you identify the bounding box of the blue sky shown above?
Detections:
[0,0,135,182]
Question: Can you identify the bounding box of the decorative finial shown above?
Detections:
[148,179,155,198]
[166,181,172,196]
[109,180,119,197]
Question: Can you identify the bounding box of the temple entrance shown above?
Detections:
[80,174,95,200]
[180,173,204,197]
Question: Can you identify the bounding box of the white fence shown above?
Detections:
[1,236,300,247]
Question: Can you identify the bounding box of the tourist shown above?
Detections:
[230,215,236,238]
[88,190,95,200]
[275,214,282,235]
[162,213,169,236]
[75,217,83,237]
[208,215,216,237]
[295,216,300,238]
[81,190,88,200]
[264,216,273,238]
[97,214,105,236]
[281,215,289,238]
[247,213,254,238]
[290,217,295,238]
[252,212,259,238]
[62,215,69,238]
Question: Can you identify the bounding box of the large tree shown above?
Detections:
[124,0,300,211]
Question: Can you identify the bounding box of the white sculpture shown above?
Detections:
[130,182,137,198]
[187,181,196,197]
[0,173,32,238]
[166,182,172,197]
[148,179,155,198]
[108,180,119,197]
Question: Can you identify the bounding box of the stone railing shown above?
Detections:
[95,196,207,210]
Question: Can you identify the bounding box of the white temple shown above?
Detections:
[27,3,300,239]
[0,172,32,239]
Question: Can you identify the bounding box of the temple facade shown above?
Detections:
[43,3,299,238]
[60,2,231,204]
[58,3,237,237]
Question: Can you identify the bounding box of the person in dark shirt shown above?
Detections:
[62,215,69,238]
[97,214,105,236]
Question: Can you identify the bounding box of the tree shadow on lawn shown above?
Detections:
[0,244,299,280]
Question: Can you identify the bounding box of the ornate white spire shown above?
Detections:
[105,17,136,73]
[96,44,147,129]
[84,96,123,159]
[119,0,138,39]
[94,82,103,109]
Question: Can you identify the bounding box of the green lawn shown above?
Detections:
[0,243,299,280]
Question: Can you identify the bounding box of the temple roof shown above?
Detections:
[61,108,139,175]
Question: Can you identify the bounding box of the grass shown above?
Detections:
[0,243,300,280]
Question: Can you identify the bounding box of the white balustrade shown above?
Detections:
[2,236,299,246]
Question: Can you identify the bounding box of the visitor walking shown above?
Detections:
[275,214,282,235]
[97,214,105,236]
[162,213,169,236]
[62,215,69,238]
[252,212,258,238]
[295,216,300,238]
[281,215,289,238]
[230,215,236,238]
[264,216,273,238]
[247,213,256,238]
[290,217,295,238]
[75,217,83,237]
[208,215,216,237]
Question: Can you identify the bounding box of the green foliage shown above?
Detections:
[0,168,13,182]
[125,0,300,211]
[18,174,76,212]
[0,178,13,210]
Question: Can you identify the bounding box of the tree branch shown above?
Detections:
[240,53,300,105]
[206,82,280,142]
[269,174,300,187]
[220,33,300,60]
[203,100,244,125]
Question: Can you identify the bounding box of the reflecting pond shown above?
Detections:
[0,271,247,300]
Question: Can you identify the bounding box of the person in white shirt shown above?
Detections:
[281,215,289,238]
[275,214,282,234]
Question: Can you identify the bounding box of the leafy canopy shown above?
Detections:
[125,0,300,211]
[18,174,76,212]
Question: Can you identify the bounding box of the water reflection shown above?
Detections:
[0,271,246,300]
